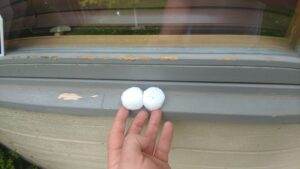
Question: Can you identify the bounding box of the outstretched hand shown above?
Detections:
[108,107,174,169]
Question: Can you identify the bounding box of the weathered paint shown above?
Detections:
[57,93,83,101]
[80,56,96,61]
[159,56,178,61]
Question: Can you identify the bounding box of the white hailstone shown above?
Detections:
[143,87,165,111]
[121,87,143,110]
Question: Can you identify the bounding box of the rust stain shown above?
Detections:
[80,56,96,61]
[58,93,83,101]
[159,56,178,61]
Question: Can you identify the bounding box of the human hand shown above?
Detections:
[107,107,174,169]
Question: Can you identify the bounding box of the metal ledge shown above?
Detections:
[0,35,299,122]
[1,35,300,84]
[1,63,300,84]
[0,78,299,122]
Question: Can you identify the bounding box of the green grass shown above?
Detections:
[67,26,161,35]
[0,144,39,169]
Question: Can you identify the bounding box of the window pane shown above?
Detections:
[1,0,300,51]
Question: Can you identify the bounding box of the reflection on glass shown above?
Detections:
[0,0,297,36]
[0,0,299,51]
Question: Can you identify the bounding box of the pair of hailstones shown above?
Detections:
[121,87,165,111]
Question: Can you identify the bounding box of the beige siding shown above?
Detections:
[0,107,300,169]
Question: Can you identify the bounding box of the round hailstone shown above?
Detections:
[143,87,165,111]
[121,87,143,110]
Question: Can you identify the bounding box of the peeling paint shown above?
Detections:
[80,56,96,61]
[119,56,137,62]
[119,55,177,62]
[220,56,239,61]
[119,55,152,62]
[139,56,151,62]
[58,93,83,101]
[159,56,178,61]
[91,95,99,98]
